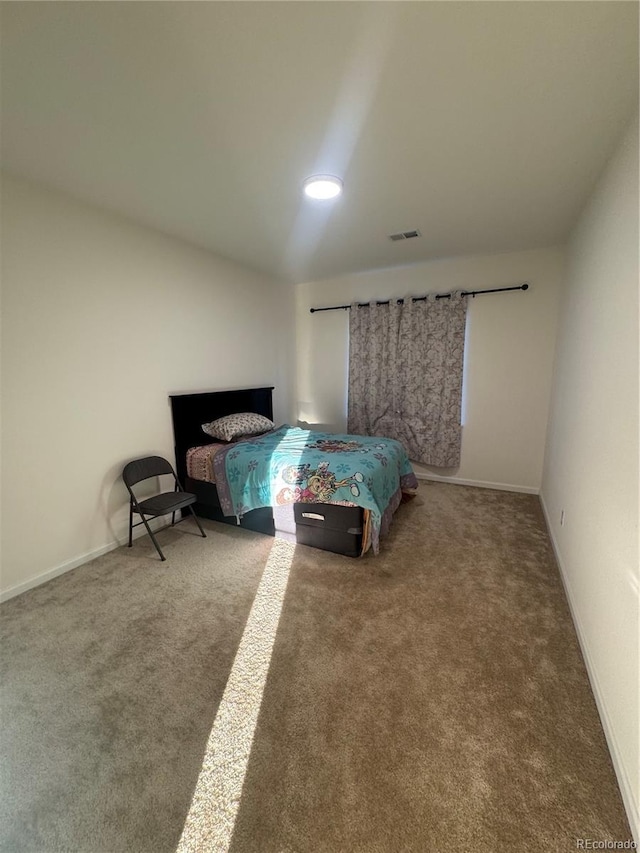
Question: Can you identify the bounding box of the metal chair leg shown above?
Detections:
[188,505,207,538]
[171,511,176,526]
[138,513,166,561]
[128,502,134,548]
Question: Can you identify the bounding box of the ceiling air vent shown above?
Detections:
[389,229,421,241]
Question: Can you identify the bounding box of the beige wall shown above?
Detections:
[0,174,295,599]
[296,246,562,492]
[541,116,639,840]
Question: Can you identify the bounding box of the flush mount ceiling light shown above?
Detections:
[303,175,343,200]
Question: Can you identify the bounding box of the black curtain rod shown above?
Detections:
[309,283,529,313]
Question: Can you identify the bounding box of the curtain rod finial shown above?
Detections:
[522,283,529,291]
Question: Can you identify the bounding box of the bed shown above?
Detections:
[170,387,418,557]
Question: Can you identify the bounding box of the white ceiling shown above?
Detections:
[1,2,637,284]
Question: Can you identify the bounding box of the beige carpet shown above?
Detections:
[0,483,631,852]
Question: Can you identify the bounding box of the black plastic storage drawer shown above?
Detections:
[293,503,364,557]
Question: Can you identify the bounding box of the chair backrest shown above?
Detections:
[122,456,176,489]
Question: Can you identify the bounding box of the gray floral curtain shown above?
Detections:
[347,293,468,467]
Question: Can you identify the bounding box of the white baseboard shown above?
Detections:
[0,518,167,604]
[415,472,539,495]
[539,493,639,844]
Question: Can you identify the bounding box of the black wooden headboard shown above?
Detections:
[169,386,274,484]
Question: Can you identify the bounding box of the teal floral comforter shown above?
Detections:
[213,425,418,554]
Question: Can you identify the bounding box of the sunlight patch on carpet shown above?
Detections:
[176,538,295,853]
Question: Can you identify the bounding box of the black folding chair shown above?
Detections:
[122,456,206,561]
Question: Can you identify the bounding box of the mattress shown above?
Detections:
[186,443,226,483]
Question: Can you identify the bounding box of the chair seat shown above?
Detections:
[135,491,197,516]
